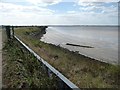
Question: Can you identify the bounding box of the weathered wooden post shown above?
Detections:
[11,26,14,38]
[5,26,11,40]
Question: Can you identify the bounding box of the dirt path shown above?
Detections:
[0,28,2,89]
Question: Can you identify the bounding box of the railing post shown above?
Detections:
[42,63,47,72]
[11,26,14,38]
[47,68,53,78]
[5,26,11,40]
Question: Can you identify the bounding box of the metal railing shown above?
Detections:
[14,35,80,90]
[3,25,80,89]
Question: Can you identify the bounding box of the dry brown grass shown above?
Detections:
[14,27,120,88]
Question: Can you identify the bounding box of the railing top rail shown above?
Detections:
[14,35,80,90]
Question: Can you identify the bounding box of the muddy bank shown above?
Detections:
[14,27,120,88]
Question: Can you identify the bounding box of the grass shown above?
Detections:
[2,39,58,89]
[14,26,120,88]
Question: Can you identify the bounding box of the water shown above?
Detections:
[40,26,118,65]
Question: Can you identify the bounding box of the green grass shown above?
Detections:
[2,39,58,89]
[14,27,120,88]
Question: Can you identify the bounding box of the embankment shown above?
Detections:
[2,38,58,89]
[14,26,120,88]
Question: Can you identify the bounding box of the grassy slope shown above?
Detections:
[15,27,120,88]
[2,39,58,89]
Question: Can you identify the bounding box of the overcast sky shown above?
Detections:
[0,0,119,25]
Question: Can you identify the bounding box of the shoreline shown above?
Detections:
[14,26,120,88]
[41,26,118,65]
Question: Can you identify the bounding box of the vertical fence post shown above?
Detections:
[11,26,14,38]
[5,26,11,40]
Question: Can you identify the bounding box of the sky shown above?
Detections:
[0,0,119,25]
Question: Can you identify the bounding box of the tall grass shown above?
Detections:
[14,27,120,88]
[2,39,58,89]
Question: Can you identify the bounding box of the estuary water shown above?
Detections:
[40,26,118,65]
